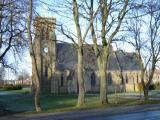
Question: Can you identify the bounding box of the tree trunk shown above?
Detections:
[143,67,155,101]
[72,0,85,107]
[99,62,108,104]
[139,56,147,101]
[99,48,109,104]
[33,70,41,112]
[93,44,109,104]
[77,48,85,107]
[32,60,41,112]
[27,0,41,112]
[89,0,109,104]
[34,80,41,112]
[30,50,42,112]
[144,88,149,100]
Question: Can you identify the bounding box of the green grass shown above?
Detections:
[8,89,30,94]
[0,90,160,114]
[0,88,5,91]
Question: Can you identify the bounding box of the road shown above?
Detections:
[1,104,160,120]
[84,111,160,120]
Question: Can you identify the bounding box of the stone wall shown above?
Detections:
[51,69,142,93]
[33,17,56,93]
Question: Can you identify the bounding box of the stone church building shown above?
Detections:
[33,17,143,94]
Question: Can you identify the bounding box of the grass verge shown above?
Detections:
[0,90,160,115]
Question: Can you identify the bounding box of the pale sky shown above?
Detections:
[5,0,149,80]
[22,0,134,78]
[37,0,133,52]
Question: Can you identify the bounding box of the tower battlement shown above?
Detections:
[34,17,56,31]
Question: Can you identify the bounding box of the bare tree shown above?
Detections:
[89,0,129,104]
[145,1,160,100]
[27,0,41,112]
[0,0,27,66]
[126,0,160,100]
[72,0,85,107]
[51,0,99,107]
[71,0,99,107]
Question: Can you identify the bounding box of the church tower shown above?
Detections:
[33,17,56,93]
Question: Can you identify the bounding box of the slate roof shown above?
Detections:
[108,52,140,71]
[56,43,141,71]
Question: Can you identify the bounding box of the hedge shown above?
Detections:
[3,84,22,90]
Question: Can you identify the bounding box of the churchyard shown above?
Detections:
[0,89,160,116]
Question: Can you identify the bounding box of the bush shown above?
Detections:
[155,82,160,90]
[149,84,156,90]
[3,84,22,90]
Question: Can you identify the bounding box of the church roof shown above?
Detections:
[56,43,141,71]
[108,51,140,71]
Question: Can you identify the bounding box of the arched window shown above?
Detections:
[137,73,139,83]
[91,72,96,86]
[45,66,48,77]
[107,72,112,85]
[121,77,124,84]
[61,74,64,87]
[126,74,128,84]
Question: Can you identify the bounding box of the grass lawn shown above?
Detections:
[0,90,160,114]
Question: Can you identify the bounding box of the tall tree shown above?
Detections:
[27,0,41,112]
[54,0,99,107]
[126,0,160,100]
[89,0,129,104]
[72,0,85,107]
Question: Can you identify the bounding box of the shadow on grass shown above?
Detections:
[1,91,160,115]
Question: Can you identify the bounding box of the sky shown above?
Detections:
[21,0,134,77]
[35,0,135,52]
[4,0,147,80]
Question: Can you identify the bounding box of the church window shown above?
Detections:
[121,77,124,84]
[126,74,128,84]
[137,73,139,83]
[45,66,48,77]
[107,72,112,85]
[61,74,64,87]
[91,72,96,86]
[133,77,135,84]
